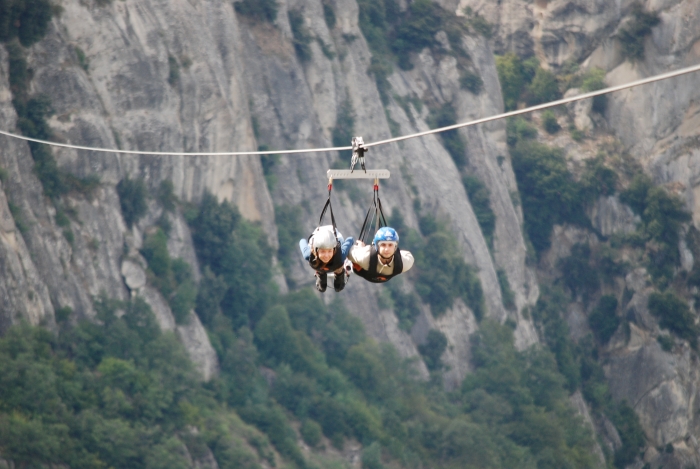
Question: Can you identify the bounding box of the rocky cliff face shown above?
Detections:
[4,0,700,466]
[457,0,700,466]
[0,0,539,388]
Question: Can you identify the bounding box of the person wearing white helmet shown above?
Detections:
[349,227,414,283]
[299,225,354,292]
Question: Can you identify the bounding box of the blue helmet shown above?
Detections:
[373,227,399,246]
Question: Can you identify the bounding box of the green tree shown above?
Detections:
[117,177,148,228]
[496,53,526,111]
[648,291,699,349]
[418,329,447,371]
[589,295,620,344]
[511,141,587,254]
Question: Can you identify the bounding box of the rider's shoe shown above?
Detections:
[333,272,346,292]
[316,272,327,292]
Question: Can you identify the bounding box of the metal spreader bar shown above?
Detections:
[327,169,390,179]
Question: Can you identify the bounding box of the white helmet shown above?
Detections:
[313,226,337,250]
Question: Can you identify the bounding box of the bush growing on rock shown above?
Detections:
[526,67,561,105]
[620,174,691,282]
[510,141,587,254]
[418,329,448,371]
[648,291,699,349]
[234,0,277,23]
[495,54,539,111]
[588,295,620,344]
[141,229,198,324]
[541,110,560,134]
[0,0,53,46]
[580,67,607,113]
[462,175,495,249]
[415,229,485,319]
[288,9,312,62]
[460,70,483,94]
[617,3,660,62]
[117,176,148,228]
[427,103,466,166]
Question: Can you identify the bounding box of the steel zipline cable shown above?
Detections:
[1,63,700,156]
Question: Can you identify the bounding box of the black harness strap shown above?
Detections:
[316,182,339,239]
[357,183,388,245]
[308,181,343,272]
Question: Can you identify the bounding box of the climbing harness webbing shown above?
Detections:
[316,180,339,239]
[358,182,387,245]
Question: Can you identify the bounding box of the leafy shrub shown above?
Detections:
[418,329,447,371]
[195,267,227,326]
[362,442,385,469]
[460,71,483,94]
[8,201,28,233]
[322,2,336,29]
[289,9,312,62]
[141,229,198,324]
[511,141,587,254]
[55,305,72,323]
[11,91,79,200]
[589,295,620,343]
[391,0,444,69]
[357,0,397,55]
[300,419,322,448]
[237,404,306,468]
[527,67,560,105]
[386,279,422,331]
[610,402,646,468]
[316,37,335,59]
[657,334,673,352]
[170,279,197,324]
[157,180,176,211]
[580,156,619,200]
[648,291,699,349]
[462,320,597,468]
[495,54,539,111]
[418,213,440,237]
[541,110,560,134]
[496,53,526,111]
[75,46,89,71]
[619,173,653,214]
[570,126,585,141]
[462,175,495,249]
[531,287,581,391]
[7,41,29,100]
[234,0,277,23]
[617,4,660,62]
[0,0,53,46]
[506,117,537,147]
[190,193,272,327]
[427,103,466,166]
[275,204,303,274]
[620,174,690,282]
[117,176,148,228]
[466,11,492,38]
[497,269,516,310]
[580,67,607,114]
[0,296,215,469]
[559,244,600,304]
[54,207,70,227]
[416,230,485,318]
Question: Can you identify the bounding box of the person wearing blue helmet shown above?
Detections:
[348,227,414,283]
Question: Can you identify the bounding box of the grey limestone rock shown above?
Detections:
[589,195,640,236]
